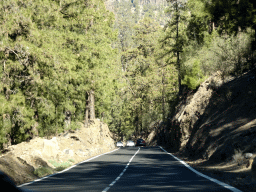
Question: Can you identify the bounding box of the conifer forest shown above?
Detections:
[0,0,255,147]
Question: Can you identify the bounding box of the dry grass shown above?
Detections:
[232,149,246,166]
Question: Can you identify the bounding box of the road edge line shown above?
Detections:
[159,146,243,192]
[18,148,120,188]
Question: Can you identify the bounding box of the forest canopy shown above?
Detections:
[0,0,255,147]
[0,0,120,146]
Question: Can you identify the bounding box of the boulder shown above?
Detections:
[63,149,74,156]
[244,153,253,159]
[42,137,60,159]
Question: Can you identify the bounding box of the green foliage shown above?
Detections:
[206,0,256,35]
[0,0,254,146]
[112,0,256,139]
[0,0,119,147]
[110,16,178,138]
[182,59,206,90]
[165,0,255,91]
[34,158,74,177]
[111,0,169,52]
[54,165,70,172]
[199,32,253,78]
[68,159,75,163]
[34,167,54,178]
[186,0,211,45]
[48,159,72,170]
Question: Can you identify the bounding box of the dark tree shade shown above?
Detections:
[206,0,256,42]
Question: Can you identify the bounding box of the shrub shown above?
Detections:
[48,159,72,171]
[182,59,207,90]
[34,167,54,178]
[54,164,69,172]
[68,159,75,163]
[200,32,252,79]
[232,149,245,166]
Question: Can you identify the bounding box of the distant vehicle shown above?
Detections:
[126,140,135,147]
[136,138,146,147]
[116,141,124,147]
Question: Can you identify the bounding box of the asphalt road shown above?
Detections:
[18,147,242,192]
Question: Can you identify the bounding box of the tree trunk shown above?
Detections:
[101,112,104,122]
[134,108,139,137]
[140,103,143,135]
[85,105,89,128]
[162,69,166,121]
[89,90,95,120]
[178,51,181,95]
[64,111,71,131]
[31,122,39,139]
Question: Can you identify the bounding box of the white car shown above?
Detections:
[126,140,135,147]
[116,141,124,147]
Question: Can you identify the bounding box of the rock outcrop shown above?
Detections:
[162,70,256,162]
[0,119,116,186]
[165,71,228,151]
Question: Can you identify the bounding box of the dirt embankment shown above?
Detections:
[147,69,256,191]
[0,119,116,186]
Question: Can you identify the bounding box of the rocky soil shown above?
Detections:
[169,149,256,192]
[0,119,116,186]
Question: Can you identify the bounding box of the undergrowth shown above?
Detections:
[34,159,75,177]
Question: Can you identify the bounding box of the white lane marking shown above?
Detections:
[102,147,140,192]
[18,148,120,188]
[159,146,243,192]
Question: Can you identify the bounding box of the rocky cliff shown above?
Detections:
[156,69,256,164]
[0,119,116,186]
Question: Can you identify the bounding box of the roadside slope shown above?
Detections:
[0,119,116,186]
[147,69,256,191]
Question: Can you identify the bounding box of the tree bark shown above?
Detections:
[89,90,95,120]
[162,67,166,121]
[64,111,71,131]
[85,105,89,128]
[140,103,143,135]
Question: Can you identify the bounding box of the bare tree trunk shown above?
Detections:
[162,73,166,121]
[85,105,89,128]
[31,122,39,139]
[135,108,139,138]
[140,103,143,136]
[89,90,95,120]
[101,112,104,122]
[64,111,71,131]
[3,134,11,149]
[178,51,181,95]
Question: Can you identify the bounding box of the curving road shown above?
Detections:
[18,147,242,192]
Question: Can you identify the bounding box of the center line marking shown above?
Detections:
[102,148,140,192]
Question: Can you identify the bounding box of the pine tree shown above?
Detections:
[160,0,187,95]
[0,0,119,147]
[117,16,178,137]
